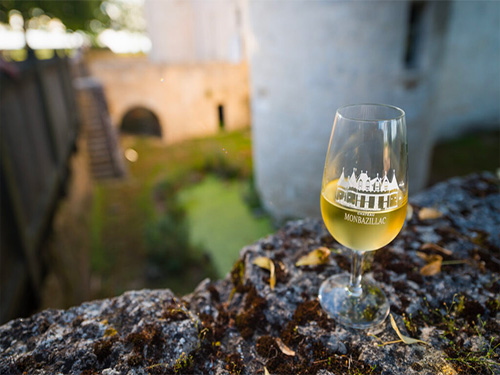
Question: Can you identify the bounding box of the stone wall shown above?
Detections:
[1,173,499,374]
[86,51,251,144]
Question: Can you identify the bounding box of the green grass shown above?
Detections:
[89,129,261,298]
[178,175,273,277]
[428,130,499,186]
[90,184,107,273]
[87,127,499,299]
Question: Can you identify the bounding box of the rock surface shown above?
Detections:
[1,173,499,375]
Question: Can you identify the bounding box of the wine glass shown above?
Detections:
[318,103,408,329]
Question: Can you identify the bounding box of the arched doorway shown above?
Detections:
[121,107,162,137]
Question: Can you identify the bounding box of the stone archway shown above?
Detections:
[121,107,162,137]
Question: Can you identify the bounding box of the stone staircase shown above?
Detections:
[74,76,126,180]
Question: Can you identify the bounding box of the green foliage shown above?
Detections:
[177,175,273,277]
[89,129,258,297]
[446,335,500,374]
[174,352,193,373]
[196,153,242,180]
[0,0,109,33]
[90,185,109,273]
[243,176,267,216]
[415,295,500,374]
[486,296,500,313]
[428,130,500,186]
[144,181,190,273]
[348,365,377,375]
[145,215,189,272]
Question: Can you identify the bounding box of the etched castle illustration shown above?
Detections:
[335,168,404,211]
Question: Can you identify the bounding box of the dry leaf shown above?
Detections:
[253,256,276,289]
[417,252,442,262]
[420,242,452,256]
[406,204,414,221]
[420,254,443,276]
[264,367,270,375]
[416,251,427,261]
[418,207,444,220]
[295,247,331,266]
[253,256,272,269]
[275,337,296,356]
[390,314,428,345]
[104,326,117,338]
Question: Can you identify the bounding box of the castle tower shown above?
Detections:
[249,1,499,219]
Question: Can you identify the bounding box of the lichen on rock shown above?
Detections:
[0,173,499,374]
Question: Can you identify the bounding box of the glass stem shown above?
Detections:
[348,250,364,297]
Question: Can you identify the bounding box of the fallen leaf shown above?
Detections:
[417,252,441,262]
[420,243,452,256]
[264,367,270,375]
[406,204,414,221]
[104,326,117,338]
[390,314,428,345]
[275,337,296,356]
[253,256,276,289]
[253,256,273,271]
[420,254,443,276]
[416,251,428,261]
[418,207,443,220]
[295,247,331,266]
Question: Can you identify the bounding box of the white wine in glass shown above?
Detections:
[319,103,408,329]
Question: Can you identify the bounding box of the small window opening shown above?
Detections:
[218,104,225,130]
[404,1,427,69]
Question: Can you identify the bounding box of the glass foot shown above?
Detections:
[319,274,390,329]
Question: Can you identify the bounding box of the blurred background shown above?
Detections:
[0,0,498,324]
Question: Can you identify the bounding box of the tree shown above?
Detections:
[0,0,109,33]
